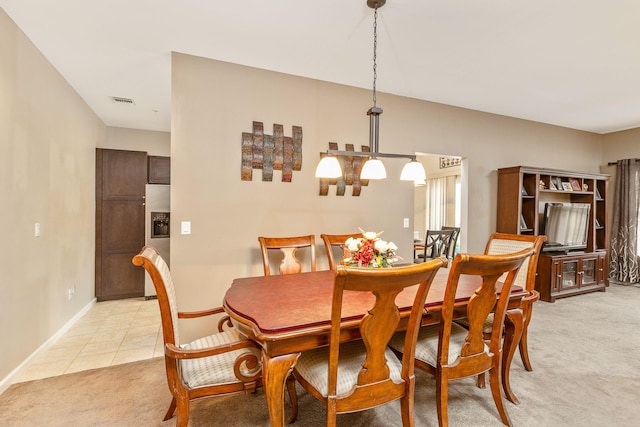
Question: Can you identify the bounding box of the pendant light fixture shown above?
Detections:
[315,0,426,183]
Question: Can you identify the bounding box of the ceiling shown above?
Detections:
[2,0,639,134]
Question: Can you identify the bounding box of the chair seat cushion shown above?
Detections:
[179,329,261,389]
[294,340,403,397]
[389,323,488,366]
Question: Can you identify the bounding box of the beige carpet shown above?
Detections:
[1,284,639,426]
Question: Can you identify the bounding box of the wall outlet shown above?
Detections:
[67,288,73,300]
[34,222,41,237]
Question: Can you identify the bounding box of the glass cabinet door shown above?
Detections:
[561,260,578,289]
[581,258,597,286]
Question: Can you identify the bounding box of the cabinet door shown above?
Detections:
[550,260,563,292]
[580,257,598,287]
[560,259,579,289]
[148,156,171,184]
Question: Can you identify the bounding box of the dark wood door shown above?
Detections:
[96,149,147,301]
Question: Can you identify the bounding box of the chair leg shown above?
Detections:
[326,397,337,427]
[435,371,449,427]
[519,326,533,371]
[175,396,190,427]
[286,374,298,424]
[162,396,177,421]
[488,367,512,427]
[400,378,416,427]
[476,372,486,389]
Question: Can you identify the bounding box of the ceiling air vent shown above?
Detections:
[111,96,135,105]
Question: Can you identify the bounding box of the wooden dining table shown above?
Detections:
[223,268,526,426]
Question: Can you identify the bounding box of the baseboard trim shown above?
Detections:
[0,298,97,395]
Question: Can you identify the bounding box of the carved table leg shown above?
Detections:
[503,308,524,405]
[263,352,300,426]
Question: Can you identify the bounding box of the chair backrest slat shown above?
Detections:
[440,249,534,366]
[320,233,362,270]
[422,229,455,259]
[328,258,446,401]
[258,235,316,276]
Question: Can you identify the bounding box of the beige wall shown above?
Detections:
[601,127,640,164]
[0,9,105,382]
[1,9,630,384]
[171,52,605,340]
[101,126,170,156]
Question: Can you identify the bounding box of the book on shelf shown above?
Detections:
[595,187,603,200]
[520,214,527,230]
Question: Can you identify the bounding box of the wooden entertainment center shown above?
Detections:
[497,166,609,302]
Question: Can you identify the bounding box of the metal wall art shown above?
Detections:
[439,156,462,169]
[319,143,371,196]
[241,121,302,182]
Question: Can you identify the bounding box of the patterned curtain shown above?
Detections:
[609,159,640,284]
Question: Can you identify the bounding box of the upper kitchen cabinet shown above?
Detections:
[148,155,171,184]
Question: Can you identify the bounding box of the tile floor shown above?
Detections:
[16,297,162,383]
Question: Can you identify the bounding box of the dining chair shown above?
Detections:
[320,233,362,270]
[456,233,546,393]
[289,258,447,427]
[389,248,535,427]
[258,235,316,275]
[440,226,460,260]
[415,229,454,263]
[133,246,265,427]
[482,233,546,371]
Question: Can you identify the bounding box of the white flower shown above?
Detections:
[374,240,389,252]
[387,241,398,252]
[345,237,361,252]
[363,231,378,240]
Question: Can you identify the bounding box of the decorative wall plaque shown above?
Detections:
[439,156,462,169]
[241,121,302,182]
[318,143,370,196]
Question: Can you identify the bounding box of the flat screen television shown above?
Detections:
[541,202,591,252]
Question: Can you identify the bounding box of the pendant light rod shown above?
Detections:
[315,0,426,182]
[368,106,382,153]
[325,149,417,161]
[319,0,417,162]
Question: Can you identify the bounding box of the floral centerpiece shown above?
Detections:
[343,230,399,268]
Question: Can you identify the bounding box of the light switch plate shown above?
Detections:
[181,221,191,235]
[403,218,410,228]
